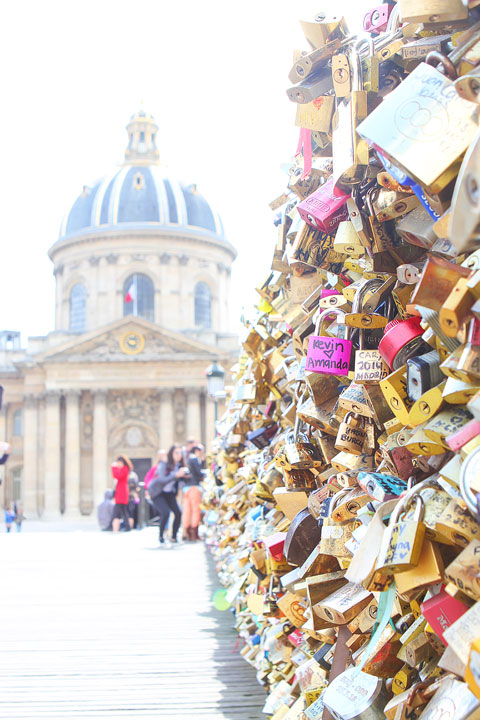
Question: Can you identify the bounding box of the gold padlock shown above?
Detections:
[334,412,366,456]
[376,495,426,574]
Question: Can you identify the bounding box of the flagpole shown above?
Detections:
[134,274,138,317]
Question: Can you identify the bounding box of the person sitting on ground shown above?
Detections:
[111,455,133,533]
[148,444,189,545]
[97,489,115,531]
[183,444,205,541]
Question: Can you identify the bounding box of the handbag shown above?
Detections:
[148,476,164,500]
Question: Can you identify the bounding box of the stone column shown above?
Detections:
[44,390,62,516]
[186,388,202,443]
[64,390,81,516]
[23,394,39,516]
[159,389,174,451]
[92,390,108,508]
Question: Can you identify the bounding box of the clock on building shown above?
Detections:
[120,331,145,355]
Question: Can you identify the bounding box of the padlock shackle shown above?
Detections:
[329,489,350,516]
[314,306,347,336]
[460,445,480,517]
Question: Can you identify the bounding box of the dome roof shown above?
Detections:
[58,111,225,242]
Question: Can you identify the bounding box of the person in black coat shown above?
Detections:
[148,444,189,545]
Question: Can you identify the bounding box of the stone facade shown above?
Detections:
[0,111,236,517]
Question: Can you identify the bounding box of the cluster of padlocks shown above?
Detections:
[203,3,480,719]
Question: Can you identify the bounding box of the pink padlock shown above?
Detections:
[363,4,393,33]
[297,177,350,233]
[321,288,340,299]
[306,308,353,376]
[446,419,480,452]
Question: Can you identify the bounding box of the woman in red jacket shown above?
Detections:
[111,455,133,533]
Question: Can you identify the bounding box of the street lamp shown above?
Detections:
[205,360,225,424]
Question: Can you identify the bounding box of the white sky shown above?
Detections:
[0,0,370,342]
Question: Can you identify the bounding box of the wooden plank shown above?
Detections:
[0,528,265,719]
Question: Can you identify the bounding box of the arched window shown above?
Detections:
[13,409,23,437]
[123,273,154,322]
[194,282,212,328]
[69,283,86,332]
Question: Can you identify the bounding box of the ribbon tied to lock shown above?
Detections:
[295,126,312,180]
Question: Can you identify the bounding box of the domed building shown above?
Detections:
[0,111,237,517]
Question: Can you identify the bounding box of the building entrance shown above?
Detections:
[132,458,151,483]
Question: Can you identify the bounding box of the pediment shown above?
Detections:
[37,317,219,363]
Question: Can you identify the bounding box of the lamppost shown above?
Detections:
[205,360,225,425]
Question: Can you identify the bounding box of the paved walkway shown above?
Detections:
[0,525,265,719]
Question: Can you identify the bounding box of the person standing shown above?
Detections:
[14,502,24,532]
[183,445,205,541]
[148,444,188,545]
[5,502,15,532]
[182,438,196,464]
[111,455,133,533]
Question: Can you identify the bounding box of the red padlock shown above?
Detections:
[264,532,287,562]
[378,316,426,369]
[421,589,468,644]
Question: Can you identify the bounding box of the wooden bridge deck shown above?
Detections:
[0,526,265,719]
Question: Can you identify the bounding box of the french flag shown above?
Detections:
[124,282,136,303]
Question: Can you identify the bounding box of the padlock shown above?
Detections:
[358,61,479,193]
[332,47,369,185]
[334,412,367,456]
[372,187,419,223]
[406,349,443,401]
[358,471,407,502]
[314,581,373,625]
[402,34,451,61]
[398,0,467,23]
[305,307,353,377]
[296,97,336,134]
[376,495,426,573]
[331,53,351,98]
[330,486,371,522]
[363,4,394,34]
[380,365,415,425]
[297,176,350,233]
[276,419,324,471]
[286,66,333,104]
[299,13,349,51]
[352,279,391,383]
[333,220,365,257]
[378,317,429,371]
[290,39,342,83]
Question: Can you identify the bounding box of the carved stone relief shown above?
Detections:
[80,392,93,448]
[108,390,160,425]
[173,389,186,441]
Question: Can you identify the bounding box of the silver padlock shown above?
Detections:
[406,349,443,402]
[323,668,388,720]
